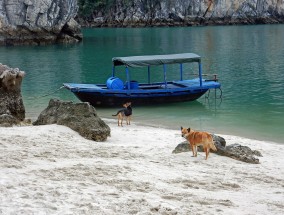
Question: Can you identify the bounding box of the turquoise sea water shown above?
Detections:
[0,25,283,143]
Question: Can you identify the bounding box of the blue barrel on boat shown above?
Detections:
[106,77,124,90]
[125,80,139,89]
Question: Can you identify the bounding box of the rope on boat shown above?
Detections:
[26,85,65,100]
[205,87,223,100]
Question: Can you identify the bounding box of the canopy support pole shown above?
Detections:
[126,66,130,90]
[148,66,150,84]
[163,64,167,88]
[180,64,183,81]
[199,62,203,87]
[112,66,115,77]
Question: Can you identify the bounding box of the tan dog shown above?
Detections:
[181,127,217,160]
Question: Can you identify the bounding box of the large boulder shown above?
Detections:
[172,134,226,154]
[0,114,20,127]
[33,99,111,141]
[220,143,262,164]
[172,134,262,164]
[0,0,82,45]
[0,63,25,125]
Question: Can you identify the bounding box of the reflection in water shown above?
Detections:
[96,100,211,130]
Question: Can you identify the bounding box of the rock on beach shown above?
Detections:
[33,99,110,141]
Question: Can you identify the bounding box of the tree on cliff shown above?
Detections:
[78,0,116,17]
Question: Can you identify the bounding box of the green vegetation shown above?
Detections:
[78,0,113,17]
[77,0,162,18]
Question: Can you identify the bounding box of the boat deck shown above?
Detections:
[174,79,220,89]
[64,79,220,92]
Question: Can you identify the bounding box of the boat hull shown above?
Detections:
[73,89,208,107]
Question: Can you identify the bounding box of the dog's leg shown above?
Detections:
[207,147,211,160]
[194,146,198,157]
[118,113,123,126]
[121,116,124,127]
[190,143,195,157]
[207,148,210,160]
[204,146,208,160]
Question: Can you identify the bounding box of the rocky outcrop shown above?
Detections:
[172,134,262,164]
[0,0,82,45]
[33,99,111,142]
[82,0,284,27]
[0,63,25,126]
[0,114,20,127]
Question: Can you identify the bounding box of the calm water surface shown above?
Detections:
[0,25,283,143]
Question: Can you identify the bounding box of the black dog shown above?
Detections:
[112,102,132,126]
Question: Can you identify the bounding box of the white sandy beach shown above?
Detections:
[1,120,284,215]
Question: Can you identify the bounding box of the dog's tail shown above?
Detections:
[210,142,217,151]
[112,112,119,116]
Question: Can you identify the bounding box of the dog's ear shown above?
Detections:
[181,126,183,130]
[187,128,191,132]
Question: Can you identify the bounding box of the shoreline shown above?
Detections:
[77,17,284,28]
[24,108,284,145]
[1,122,284,214]
[104,118,283,145]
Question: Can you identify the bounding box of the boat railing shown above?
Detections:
[192,73,218,81]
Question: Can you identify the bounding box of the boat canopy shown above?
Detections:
[112,53,201,67]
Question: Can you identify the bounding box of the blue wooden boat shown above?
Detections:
[63,53,221,107]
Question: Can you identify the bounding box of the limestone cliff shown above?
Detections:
[0,0,82,45]
[81,0,284,27]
